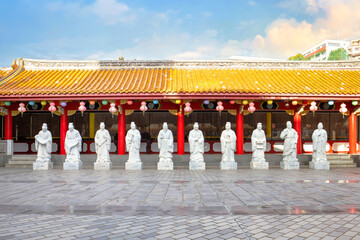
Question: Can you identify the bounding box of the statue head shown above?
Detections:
[163,122,168,130]
[130,122,136,130]
[318,122,323,129]
[225,122,231,130]
[286,121,292,129]
[42,123,48,132]
[68,123,74,131]
[194,122,199,130]
[100,122,105,130]
[257,122,262,130]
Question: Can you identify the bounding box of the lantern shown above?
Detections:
[242,100,248,105]
[109,103,117,118]
[78,101,86,116]
[41,100,47,106]
[102,100,108,105]
[352,100,358,106]
[127,100,133,105]
[216,101,224,115]
[175,99,181,104]
[204,100,210,105]
[309,101,318,116]
[60,101,67,107]
[29,101,35,106]
[328,100,334,106]
[4,101,10,106]
[339,103,348,118]
[292,100,298,106]
[184,102,192,115]
[229,100,235,105]
[18,103,26,116]
[267,100,273,105]
[89,100,96,106]
[248,102,256,113]
[48,102,57,117]
[153,99,159,105]
[140,101,148,115]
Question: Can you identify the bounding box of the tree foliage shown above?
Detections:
[288,53,306,61]
[327,48,349,60]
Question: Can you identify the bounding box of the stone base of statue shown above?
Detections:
[157,161,174,170]
[280,161,299,170]
[125,161,142,170]
[64,161,83,170]
[309,161,330,170]
[189,161,205,170]
[220,161,237,170]
[250,161,269,169]
[94,161,112,170]
[33,161,53,170]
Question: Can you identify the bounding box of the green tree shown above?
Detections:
[118,56,125,60]
[327,48,349,60]
[288,53,306,61]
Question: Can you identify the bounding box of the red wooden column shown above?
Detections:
[236,106,244,154]
[177,105,184,155]
[60,108,68,155]
[4,111,12,140]
[349,111,357,154]
[294,112,302,154]
[118,103,126,155]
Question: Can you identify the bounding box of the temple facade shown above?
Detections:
[0,58,359,161]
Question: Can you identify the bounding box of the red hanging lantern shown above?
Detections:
[127,100,133,105]
[140,101,148,115]
[18,103,26,117]
[109,103,117,118]
[248,102,256,113]
[229,100,235,105]
[48,102,57,117]
[78,101,86,116]
[184,102,192,115]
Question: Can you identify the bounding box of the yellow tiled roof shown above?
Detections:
[1,60,360,98]
[0,69,12,80]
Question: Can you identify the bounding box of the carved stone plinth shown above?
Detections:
[309,161,330,170]
[250,161,269,170]
[125,161,142,170]
[94,161,112,170]
[220,161,237,170]
[33,162,53,170]
[157,161,174,170]
[189,161,205,170]
[64,161,83,170]
[280,161,299,170]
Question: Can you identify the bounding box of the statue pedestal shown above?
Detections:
[220,161,237,170]
[64,161,83,170]
[280,161,299,170]
[157,161,174,170]
[250,161,269,169]
[94,161,112,170]
[125,161,142,170]
[189,161,205,170]
[309,161,330,170]
[33,162,53,170]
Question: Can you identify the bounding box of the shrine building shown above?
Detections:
[0,58,359,167]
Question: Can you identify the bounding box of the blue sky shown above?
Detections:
[1,0,359,67]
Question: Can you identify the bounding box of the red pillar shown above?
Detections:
[4,112,12,140]
[349,111,357,154]
[236,107,244,154]
[60,108,68,155]
[177,105,184,154]
[294,112,302,154]
[118,105,126,155]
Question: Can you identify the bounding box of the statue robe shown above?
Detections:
[126,129,141,162]
[220,129,236,162]
[189,129,204,162]
[251,129,266,162]
[312,128,327,162]
[65,129,82,162]
[280,128,298,162]
[95,129,111,162]
[35,130,52,162]
[158,129,173,162]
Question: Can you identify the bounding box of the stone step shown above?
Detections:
[5,163,32,168]
[8,160,35,165]
[328,160,355,164]
[331,164,357,168]
[326,155,351,160]
[10,155,37,160]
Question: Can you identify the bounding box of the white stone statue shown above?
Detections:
[65,123,82,163]
[35,123,52,163]
[95,122,111,163]
[125,122,142,170]
[189,122,205,170]
[280,121,299,169]
[251,123,266,162]
[220,122,237,170]
[157,122,174,170]
[221,122,236,162]
[310,122,330,170]
[312,122,327,162]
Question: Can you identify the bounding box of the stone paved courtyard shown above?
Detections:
[1,168,360,239]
